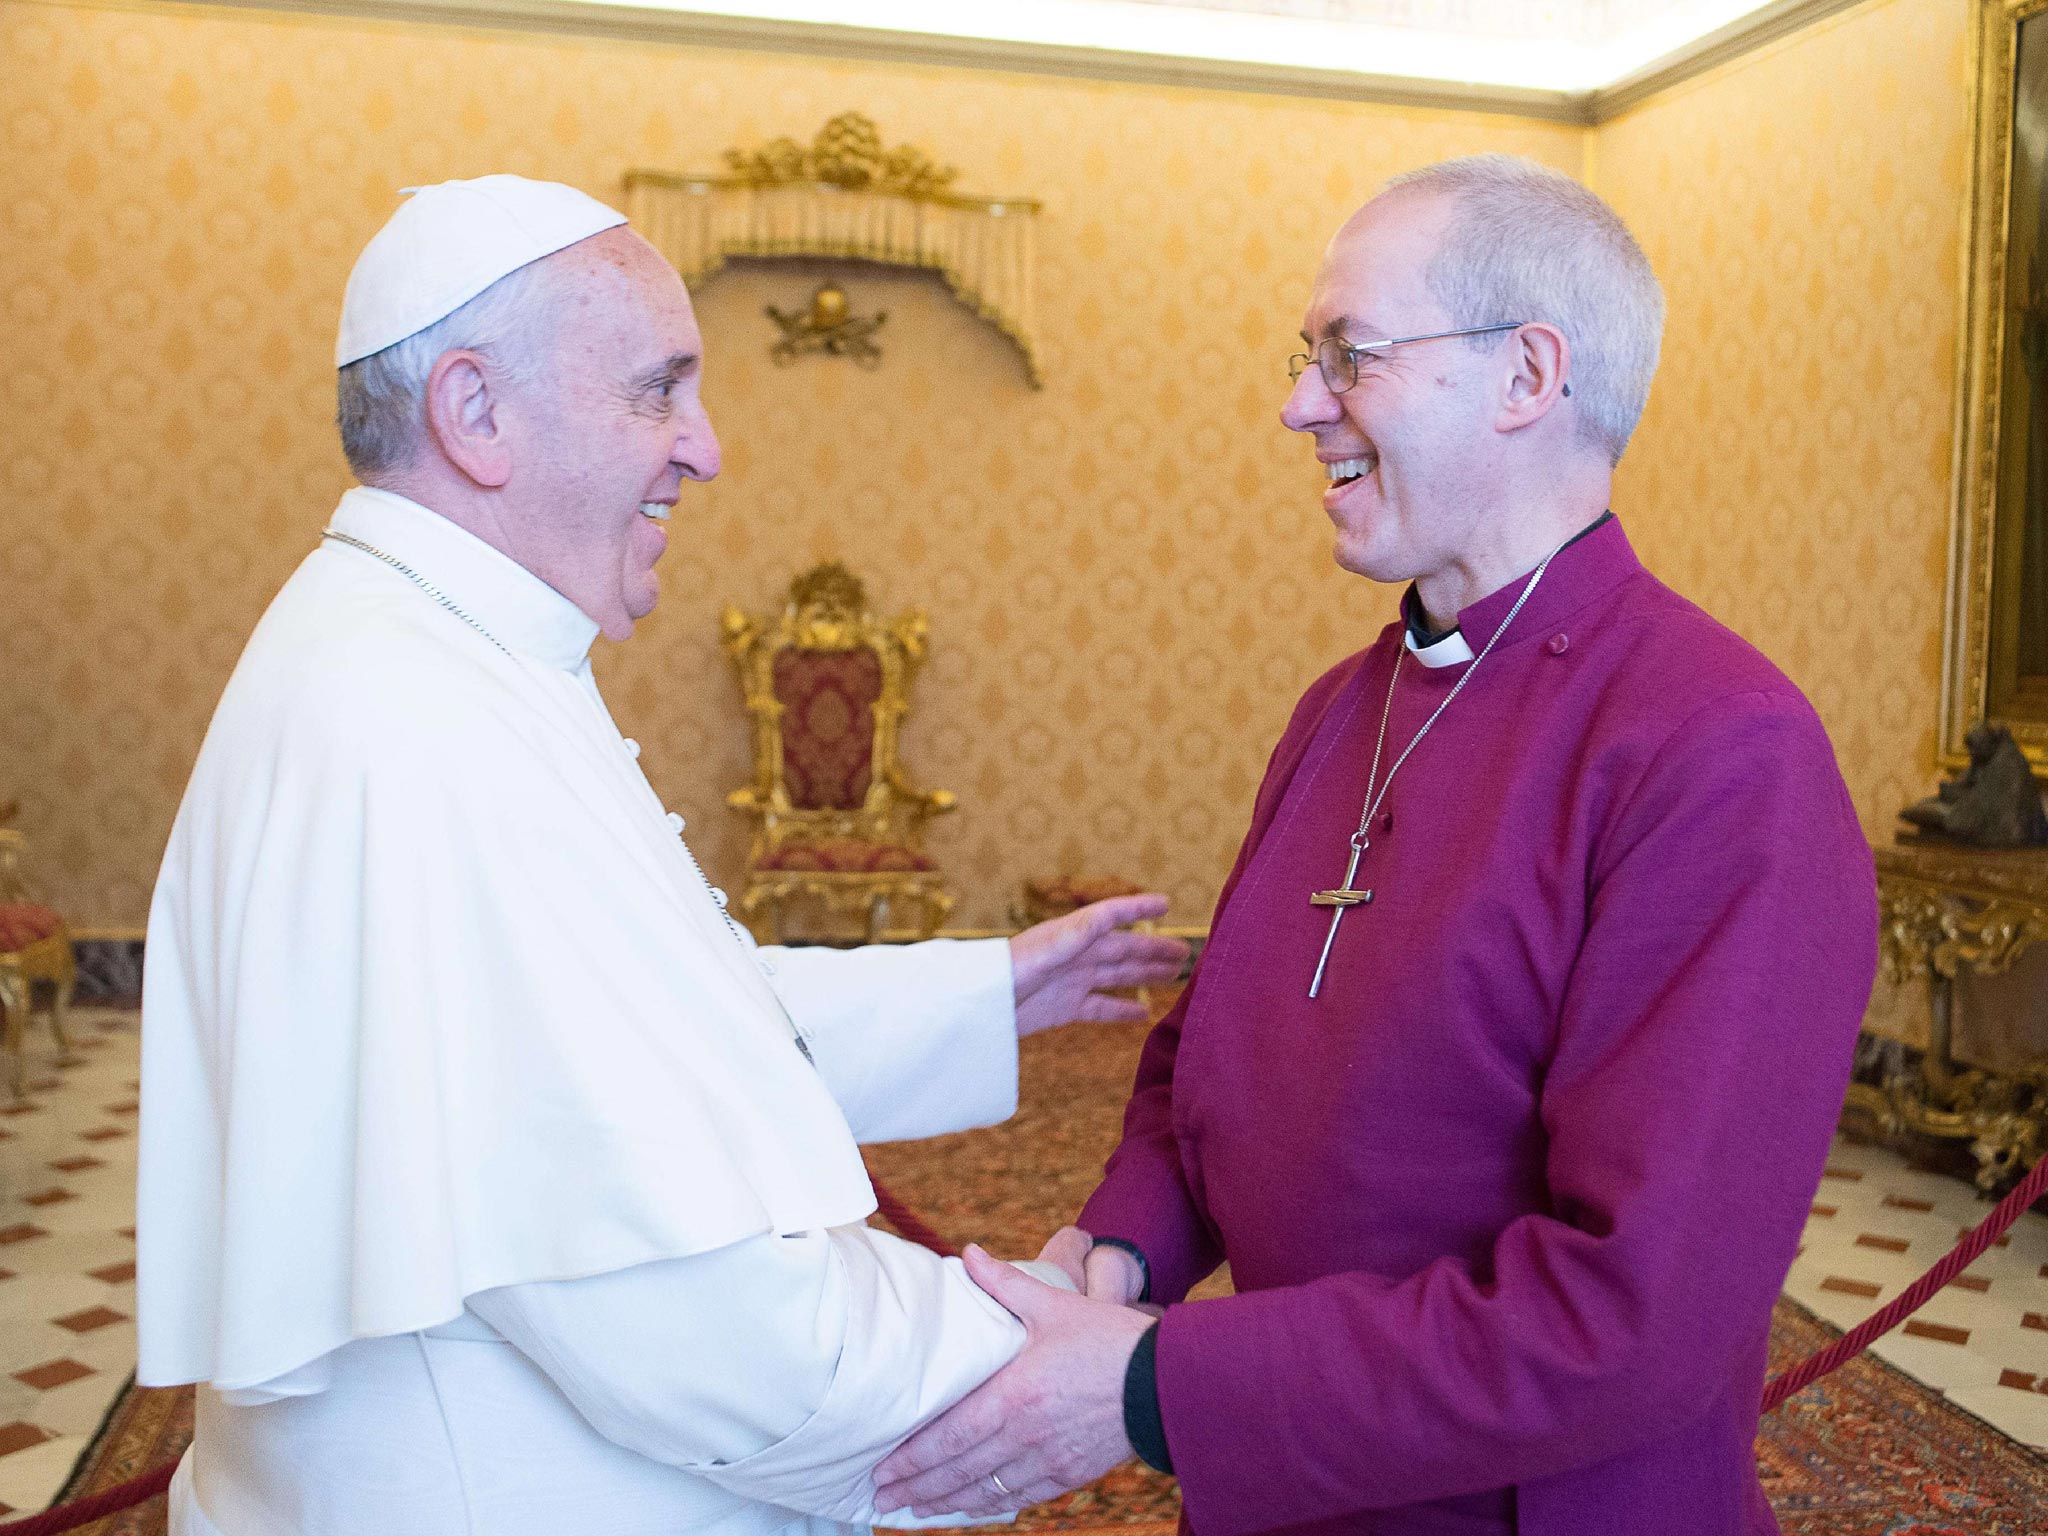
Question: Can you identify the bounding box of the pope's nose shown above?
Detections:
[680,416,722,481]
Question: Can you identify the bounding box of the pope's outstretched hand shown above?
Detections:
[1010,894,1189,1037]
[873,1245,1154,1518]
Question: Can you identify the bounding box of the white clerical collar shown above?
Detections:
[327,486,602,671]
[1405,623,1475,668]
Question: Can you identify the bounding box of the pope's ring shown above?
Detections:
[989,1471,1014,1500]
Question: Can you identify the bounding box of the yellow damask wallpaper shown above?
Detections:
[1600,0,1970,1048]
[1600,0,1969,843]
[0,0,1583,928]
[0,0,1979,937]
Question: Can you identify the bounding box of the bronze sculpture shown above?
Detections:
[1900,722,2048,846]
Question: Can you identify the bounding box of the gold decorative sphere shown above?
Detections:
[809,285,850,326]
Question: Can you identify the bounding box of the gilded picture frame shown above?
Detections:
[1944,0,2048,771]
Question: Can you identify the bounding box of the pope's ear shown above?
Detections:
[423,349,514,489]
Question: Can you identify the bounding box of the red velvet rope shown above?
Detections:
[6,1166,2041,1534]
[1760,1147,2048,1411]
[0,1458,175,1536]
[871,1180,962,1258]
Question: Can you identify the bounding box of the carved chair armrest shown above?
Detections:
[883,769,956,820]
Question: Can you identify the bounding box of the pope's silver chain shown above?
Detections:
[675,834,756,951]
[321,529,513,658]
[668,835,813,1063]
[318,525,813,1062]
[1348,534,1572,853]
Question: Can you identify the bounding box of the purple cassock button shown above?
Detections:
[1546,633,1571,655]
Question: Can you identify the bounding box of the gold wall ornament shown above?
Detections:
[1941,0,2048,774]
[625,114,1042,387]
[766,284,888,370]
[724,112,960,198]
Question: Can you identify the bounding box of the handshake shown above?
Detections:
[1028,1226,1163,1318]
[874,1227,1165,1521]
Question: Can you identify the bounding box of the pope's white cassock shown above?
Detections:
[137,484,1042,1536]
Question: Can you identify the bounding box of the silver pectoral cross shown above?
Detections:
[1308,836,1374,999]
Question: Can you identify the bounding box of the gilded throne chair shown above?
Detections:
[0,827,79,1100]
[721,563,956,944]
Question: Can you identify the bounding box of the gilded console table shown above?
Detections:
[1848,840,2048,1190]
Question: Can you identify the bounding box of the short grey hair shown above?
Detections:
[1382,154,1664,465]
[336,257,560,480]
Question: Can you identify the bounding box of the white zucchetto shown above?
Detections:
[335,174,628,367]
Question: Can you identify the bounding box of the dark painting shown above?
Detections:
[1994,10,2048,703]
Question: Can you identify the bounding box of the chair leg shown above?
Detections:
[1,973,27,1103]
[867,893,889,944]
[47,976,79,1066]
[922,888,953,942]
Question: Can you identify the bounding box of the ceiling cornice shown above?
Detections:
[53,0,1877,126]
[1588,0,1870,120]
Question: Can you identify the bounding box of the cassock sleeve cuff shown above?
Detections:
[1122,1321,1174,1474]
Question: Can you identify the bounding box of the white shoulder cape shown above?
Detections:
[138,490,877,1391]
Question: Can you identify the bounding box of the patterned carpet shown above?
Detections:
[44,1018,2048,1536]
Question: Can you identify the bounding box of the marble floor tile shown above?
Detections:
[0,1011,144,1514]
[0,1430,88,1515]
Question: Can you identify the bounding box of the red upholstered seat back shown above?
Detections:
[0,903,62,953]
[773,647,883,811]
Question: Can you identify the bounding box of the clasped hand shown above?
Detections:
[874,1228,1156,1517]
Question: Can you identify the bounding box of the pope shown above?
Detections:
[876,154,1878,1536]
[135,175,1187,1536]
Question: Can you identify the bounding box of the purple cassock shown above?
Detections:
[1078,518,1878,1536]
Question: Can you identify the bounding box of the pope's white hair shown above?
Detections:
[1382,155,1664,466]
[336,257,560,480]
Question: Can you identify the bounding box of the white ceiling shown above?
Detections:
[1122,0,1680,48]
[591,0,1803,94]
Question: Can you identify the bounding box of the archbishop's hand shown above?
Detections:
[874,1244,1154,1517]
[1010,895,1190,1037]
